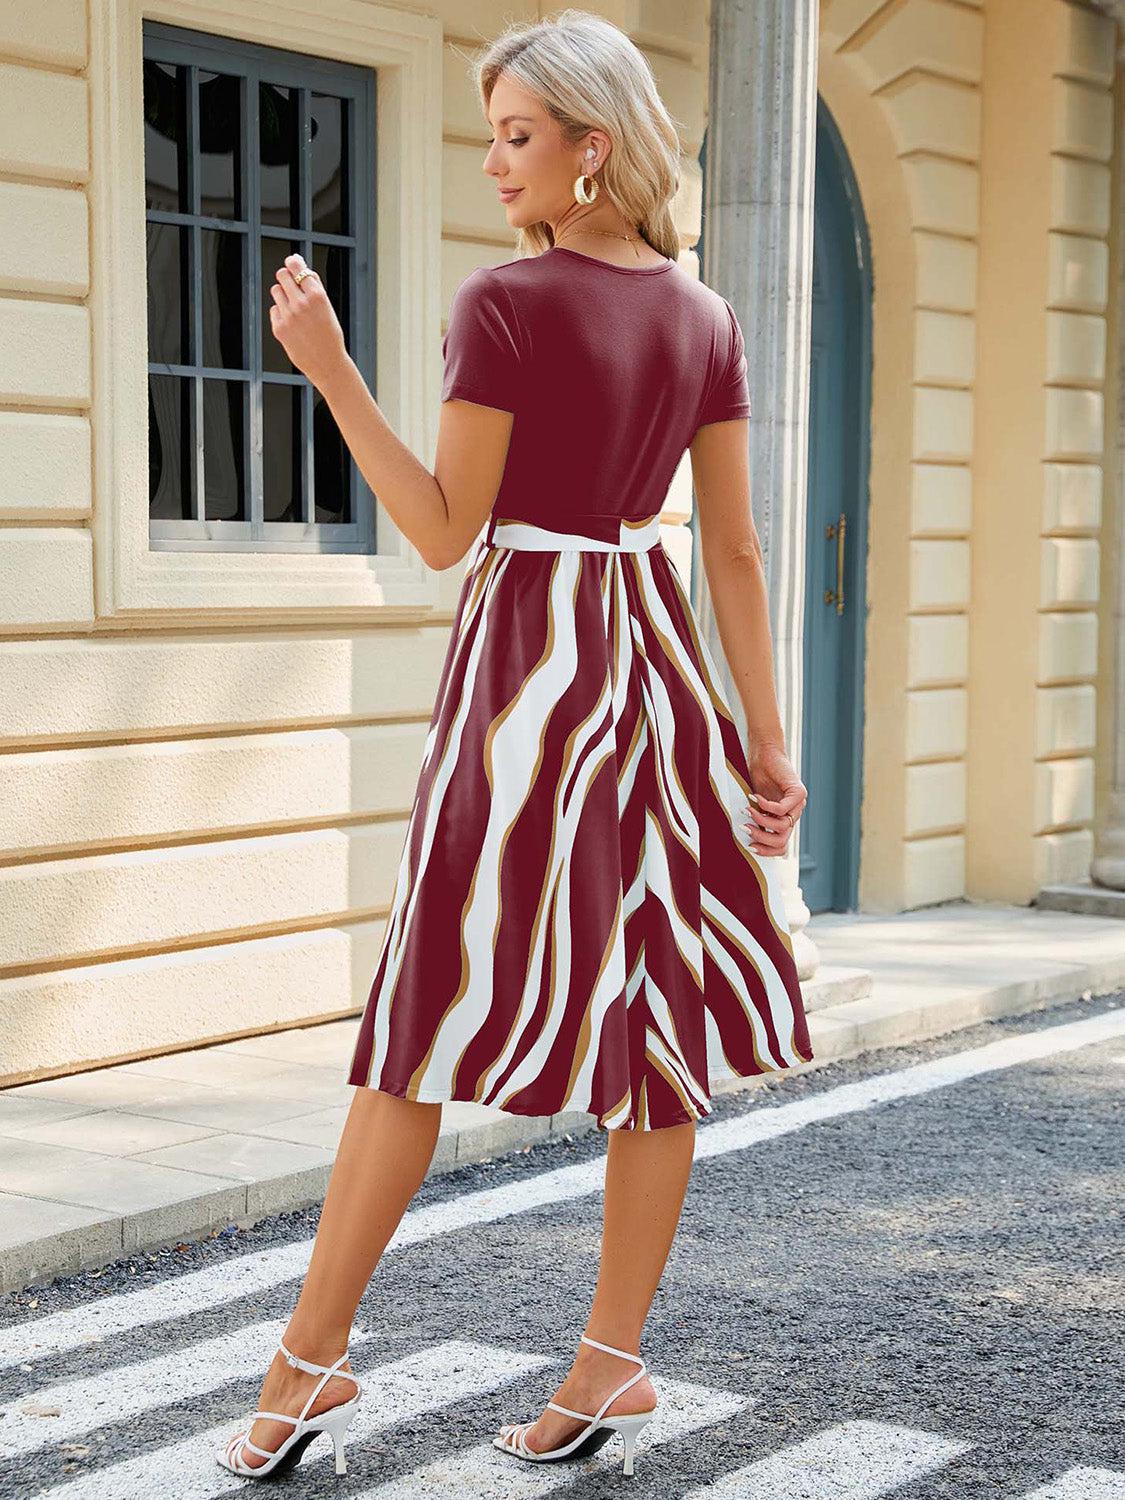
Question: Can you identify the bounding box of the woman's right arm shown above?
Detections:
[268,253,514,572]
[317,350,515,571]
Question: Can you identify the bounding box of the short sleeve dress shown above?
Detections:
[346,245,813,1132]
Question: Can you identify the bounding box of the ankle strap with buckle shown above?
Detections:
[278,1336,351,1377]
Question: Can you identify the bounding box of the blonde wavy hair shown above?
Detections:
[462,9,685,261]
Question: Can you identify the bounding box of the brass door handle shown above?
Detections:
[823,513,846,615]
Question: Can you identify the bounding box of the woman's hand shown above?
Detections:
[267,253,349,391]
[743,743,807,857]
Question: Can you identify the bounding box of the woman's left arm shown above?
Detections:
[688,416,808,857]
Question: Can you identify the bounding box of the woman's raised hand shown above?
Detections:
[267,253,349,391]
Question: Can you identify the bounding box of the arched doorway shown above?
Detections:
[800,99,872,914]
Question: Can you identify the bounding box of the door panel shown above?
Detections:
[800,100,872,914]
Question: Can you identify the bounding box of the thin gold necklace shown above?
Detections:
[555,227,645,260]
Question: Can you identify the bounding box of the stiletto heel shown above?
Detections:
[494,1332,657,1476]
[601,1411,655,1476]
[215,1335,362,1478]
[320,1403,355,1475]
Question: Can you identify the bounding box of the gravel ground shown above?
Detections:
[1,989,1122,1498]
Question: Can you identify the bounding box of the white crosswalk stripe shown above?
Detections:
[692,1006,1125,1164]
[2,1319,377,1463]
[0,1179,604,1373]
[4,1005,1121,1373]
[0,1242,322,1373]
[679,1419,971,1498]
[350,1375,746,1497]
[1022,1468,1125,1497]
[28,1341,552,1500]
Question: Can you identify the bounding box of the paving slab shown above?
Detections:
[0,1135,237,1216]
[2,899,1125,1293]
[5,1109,219,1156]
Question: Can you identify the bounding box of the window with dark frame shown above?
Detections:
[142,22,377,553]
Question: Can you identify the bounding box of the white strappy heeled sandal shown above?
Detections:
[215,1335,362,1478]
[493,1333,657,1477]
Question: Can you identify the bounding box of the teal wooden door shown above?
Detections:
[800,100,871,914]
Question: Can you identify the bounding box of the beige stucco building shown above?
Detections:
[2,0,1123,1084]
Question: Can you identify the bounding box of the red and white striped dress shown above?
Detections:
[346,247,814,1130]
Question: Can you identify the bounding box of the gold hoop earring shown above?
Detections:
[574,172,599,205]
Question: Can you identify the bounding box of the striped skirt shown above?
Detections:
[345,511,814,1130]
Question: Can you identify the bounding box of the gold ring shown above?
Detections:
[293,268,314,286]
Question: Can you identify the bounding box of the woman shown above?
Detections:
[218,7,812,1482]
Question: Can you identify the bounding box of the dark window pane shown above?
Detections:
[259,81,299,229]
[146,223,190,365]
[263,384,303,522]
[261,237,301,373]
[149,374,193,519]
[143,28,370,544]
[143,61,189,212]
[197,70,242,219]
[312,243,350,353]
[310,92,347,234]
[200,229,245,369]
[203,379,246,520]
[312,388,350,524]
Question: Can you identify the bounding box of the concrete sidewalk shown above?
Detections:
[2,899,1123,1295]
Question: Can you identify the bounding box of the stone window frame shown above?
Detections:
[89,0,443,620]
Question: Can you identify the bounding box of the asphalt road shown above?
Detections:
[1,991,1122,1499]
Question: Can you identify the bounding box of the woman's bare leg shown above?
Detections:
[232,1087,442,1468]
[510,1118,696,1453]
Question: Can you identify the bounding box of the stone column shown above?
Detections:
[695,0,821,975]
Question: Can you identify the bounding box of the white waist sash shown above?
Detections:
[485,514,662,552]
